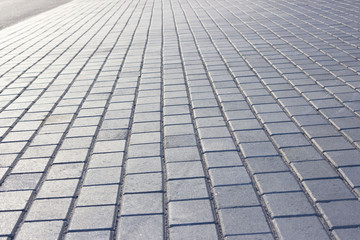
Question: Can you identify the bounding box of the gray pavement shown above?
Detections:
[0,0,360,239]
[0,0,73,30]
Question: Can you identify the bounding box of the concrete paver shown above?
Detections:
[0,0,360,239]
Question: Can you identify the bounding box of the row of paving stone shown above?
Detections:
[0,0,359,239]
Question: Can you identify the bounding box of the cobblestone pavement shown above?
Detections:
[0,0,360,239]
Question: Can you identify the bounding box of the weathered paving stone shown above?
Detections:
[65,231,112,240]
[0,211,21,236]
[291,160,339,181]
[120,193,163,216]
[83,167,122,186]
[254,172,302,194]
[126,157,162,174]
[333,228,360,240]
[77,185,119,206]
[218,207,271,236]
[0,173,42,191]
[245,156,289,174]
[213,184,260,208]
[37,179,79,198]
[165,146,201,162]
[167,178,209,200]
[16,221,64,240]
[317,200,360,229]
[303,179,356,202]
[117,215,163,240]
[169,224,218,240]
[209,166,251,186]
[263,192,316,218]
[47,163,84,180]
[240,141,279,158]
[26,198,72,220]
[68,205,116,230]
[168,199,215,226]
[273,216,330,240]
[123,173,162,193]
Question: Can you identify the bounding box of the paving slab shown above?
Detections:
[0,0,359,239]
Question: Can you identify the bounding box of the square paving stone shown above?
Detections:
[121,193,163,216]
[293,115,328,126]
[88,152,124,168]
[201,138,237,152]
[317,200,360,229]
[245,156,289,174]
[196,117,226,128]
[213,184,260,208]
[37,179,79,198]
[65,230,111,240]
[263,192,316,218]
[198,126,232,139]
[53,149,89,163]
[61,137,93,150]
[219,207,271,236]
[93,140,126,154]
[167,161,205,179]
[117,215,163,240]
[97,129,128,141]
[123,173,163,193]
[165,124,195,136]
[203,151,243,168]
[301,125,342,138]
[272,133,310,148]
[339,166,360,188]
[165,134,197,148]
[83,167,122,186]
[169,224,218,240]
[131,122,160,133]
[265,122,301,135]
[12,158,49,173]
[333,228,360,240]
[47,163,84,180]
[16,221,64,240]
[26,198,72,220]
[164,114,192,125]
[68,205,116,230]
[312,136,353,152]
[77,185,119,206]
[240,141,279,158]
[0,211,21,235]
[324,150,360,167]
[273,216,330,240]
[229,118,262,131]
[233,129,270,143]
[126,157,162,174]
[224,110,255,121]
[127,143,161,158]
[254,172,302,194]
[21,145,57,159]
[168,199,214,226]
[291,160,339,181]
[280,146,323,162]
[167,178,209,201]
[209,166,251,186]
[0,154,18,167]
[165,146,201,162]
[303,179,356,202]
[0,173,42,191]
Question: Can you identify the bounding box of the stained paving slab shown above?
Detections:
[0,0,360,239]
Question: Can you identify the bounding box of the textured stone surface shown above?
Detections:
[0,0,359,238]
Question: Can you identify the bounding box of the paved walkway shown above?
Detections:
[0,0,359,239]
